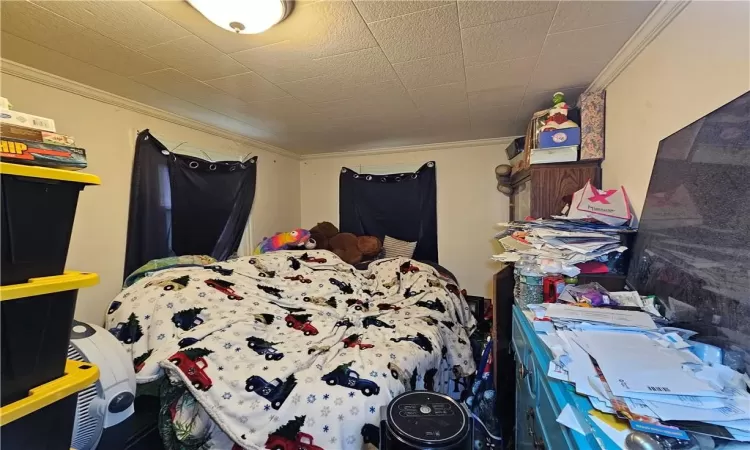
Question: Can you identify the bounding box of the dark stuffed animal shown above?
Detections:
[308,221,382,266]
[310,221,338,252]
[329,232,362,265]
[357,236,382,259]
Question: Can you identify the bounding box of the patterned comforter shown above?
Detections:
[106,250,476,450]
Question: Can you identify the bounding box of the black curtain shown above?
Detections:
[124,130,257,279]
[169,153,256,259]
[339,161,438,262]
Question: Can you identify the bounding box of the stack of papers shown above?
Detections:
[529,305,750,447]
[491,219,631,270]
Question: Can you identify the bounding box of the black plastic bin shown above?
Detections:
[0,360,99,450]
[0,272,98,406]
[0,162,100,285]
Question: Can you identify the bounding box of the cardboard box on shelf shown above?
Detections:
[539,127,581,149]
[530,146,579,164]
[0,109,56,132]
[1,124,75,147]
[0,137,87,170]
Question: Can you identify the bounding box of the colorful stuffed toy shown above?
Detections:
[541,92,579,131]
[253,229,315,254]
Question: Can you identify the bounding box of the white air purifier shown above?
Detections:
[68,320,136,450]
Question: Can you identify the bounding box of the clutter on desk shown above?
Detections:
[492,215,635,308]
[522,299,750,449]
[0,98,87,170]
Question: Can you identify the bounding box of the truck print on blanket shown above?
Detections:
[284,314,319,336]
[205,279,244,300]
[300,252,326,263]
[321,363,380,396]
[145,275,190,291]
[362,316,395,329]
[341,333,374,349]
[329,277,353,294]
[109,313,143,344]
[416,298,446,313]
[245,374,297,410]
[390,332,434,353]
[246,337,285,360]
[258,284,283,298]
[264,416,322,450]
[172,307,205,331]
[168,348,214,391]
[105,251,476,450]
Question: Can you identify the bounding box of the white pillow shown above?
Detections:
[383,235,417,259]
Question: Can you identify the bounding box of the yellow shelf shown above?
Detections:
[0,360,99,426]
[0,271,99,301]
[0,162,100,185]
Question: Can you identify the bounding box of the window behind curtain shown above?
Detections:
[124,130,257,280]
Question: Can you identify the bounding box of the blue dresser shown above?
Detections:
[512,305,621,450]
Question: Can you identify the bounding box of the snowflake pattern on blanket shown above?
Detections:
[107,250,476,450]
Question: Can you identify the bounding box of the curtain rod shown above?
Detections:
[137,129,254,163]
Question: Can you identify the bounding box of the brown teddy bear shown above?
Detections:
[309,222,382,265]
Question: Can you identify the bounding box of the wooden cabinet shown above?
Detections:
[509,161,602,220]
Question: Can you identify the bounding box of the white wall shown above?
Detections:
[300,143,510,299]
[603,0,750,216]
[0,74,301,325]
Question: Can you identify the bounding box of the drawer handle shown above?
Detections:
[526,408,535,437]
[526,408,545,450]
[525,364,536,400]
[519,363,528,379]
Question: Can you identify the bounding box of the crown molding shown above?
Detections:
[301,136,517,160]
[0,59,300,160]
[586,0,691,93]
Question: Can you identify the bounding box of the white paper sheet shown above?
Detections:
[590,397,616,414]
[548,361,570,382]
[559,331,605,399]
[643,399,749,421]
[546,303,657,329]
[728,428,750,442]
[609,291,645,309]
[622,391,729,409]
[557,404,586,435]
[569,331,723,398]
[709,419,750,433]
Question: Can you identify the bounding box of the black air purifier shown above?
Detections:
[381,391,472,450]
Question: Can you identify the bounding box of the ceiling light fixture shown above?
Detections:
[187,0,294,34]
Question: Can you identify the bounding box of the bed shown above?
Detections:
[106,250,476,450]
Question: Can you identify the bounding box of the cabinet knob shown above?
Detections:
[518,363,528,379]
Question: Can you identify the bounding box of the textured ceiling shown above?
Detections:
[0,0,656,154]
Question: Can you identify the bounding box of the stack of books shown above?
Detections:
[0,97,87,170]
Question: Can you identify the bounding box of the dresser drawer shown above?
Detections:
[536,371,576,450]
[512,311,530,359]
